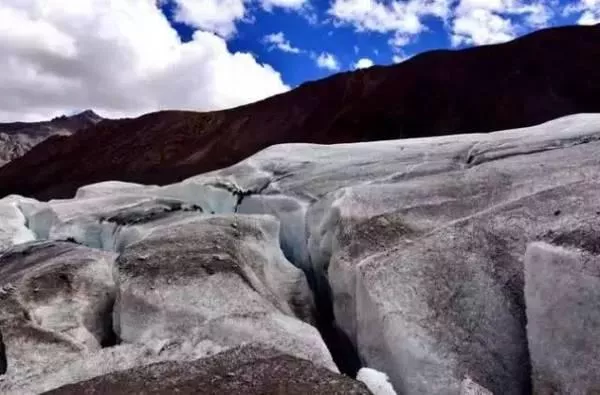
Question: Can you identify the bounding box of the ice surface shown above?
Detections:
[460,376,493,395]
[238,194,311,269]
[0,242,117,391]
[74,181,157,199]
[525,242,600,393]
[0,195,40,251]
[114,214,336,372]
[197,113,600,393]
[2,113,600,393]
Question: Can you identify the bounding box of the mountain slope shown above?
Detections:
[1,24,599,200]
[0,110,102,167]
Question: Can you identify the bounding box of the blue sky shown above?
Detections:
[160,0,596,87]
[0,1,597,121]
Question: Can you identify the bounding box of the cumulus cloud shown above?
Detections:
[564,0,600,25]
[169,0,247,38]
[260,0,309,12]
[0,0,288,122]
[329,0,452,42]
[330,0,561,54]
[263,32,302,53]
[388,32,412,49]
[353,58,374,69]
[392,53,408,63]
[450,0,555,46]
[315,52,340,71]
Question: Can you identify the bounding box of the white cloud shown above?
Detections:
[329,0,452,42]
[170,0,247,38]
[388,32,411,49]
[564,0,600,25]
[392,54,407,63]
[451,7,514,46]
[578,10,600,24]
[451,0,555,46]
[260,0,309,12]
[331,0,559,53]
[263,32,302,53]
[316,52,340,71]
[353,57,374,69]
[0,0,288,122]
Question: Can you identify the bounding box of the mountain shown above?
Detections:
[1,24,599,200]
[0,110,103,167]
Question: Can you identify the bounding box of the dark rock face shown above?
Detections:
[43,345,371,395]
[0,110,102,167]
[1,24,600,200]
[0,329,6,375]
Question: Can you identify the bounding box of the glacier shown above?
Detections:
[2,113,600,393]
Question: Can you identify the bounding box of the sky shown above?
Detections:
[0,0,598,122]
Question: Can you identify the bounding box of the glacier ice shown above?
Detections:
[0,196,40,251]
[2,113,600,393]
[357,367,397,395]
[0,241,117,389]
[113,214,335,371]
[525,242,600,393]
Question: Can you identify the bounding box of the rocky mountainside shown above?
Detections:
[0,110,102,167]
[0,24,599,200]
[2,113,600,393]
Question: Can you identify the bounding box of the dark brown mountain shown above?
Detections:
[0,110,102,167]
[1,24,599,200]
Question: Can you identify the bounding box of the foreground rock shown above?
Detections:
[525,242,600,393]
[45,345,369,395]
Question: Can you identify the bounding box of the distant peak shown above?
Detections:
[49,109,103,126]
[73,109,101,119]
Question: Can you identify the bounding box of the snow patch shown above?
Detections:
[357,368,397,395]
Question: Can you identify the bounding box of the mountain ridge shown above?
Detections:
[1,23,599,200]
[0,109,103,167]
